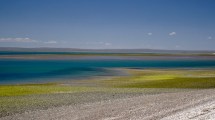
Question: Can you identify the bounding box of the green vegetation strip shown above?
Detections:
[0,83,93,97]
[1,69,215,97]
[119,77,215,88]
[97,69,215,88]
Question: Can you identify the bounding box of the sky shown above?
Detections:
[0,0,215,50]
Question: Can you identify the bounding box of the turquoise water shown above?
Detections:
[0,59,215,84]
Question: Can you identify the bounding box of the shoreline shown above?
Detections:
[0,54,215,60]
[1,89,215,120]
[1,68,215,119]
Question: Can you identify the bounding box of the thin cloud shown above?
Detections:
[44,41,57,44]
[208,36,212,40]
[175,45,180,49]
[104,42,111,46]
[147,33,152,36]
[85,41,111,46]
[169,32,176,36]
[0,38,38,43]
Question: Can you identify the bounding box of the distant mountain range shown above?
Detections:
[0,47,214,54]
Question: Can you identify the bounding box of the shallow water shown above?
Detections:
[0,59,215,84]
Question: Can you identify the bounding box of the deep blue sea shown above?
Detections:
[0,59,215,84]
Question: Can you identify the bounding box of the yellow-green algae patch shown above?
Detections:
[119,77,215,88]
[0,83,94,97]
[95,69,215,88]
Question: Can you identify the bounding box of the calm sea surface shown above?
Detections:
[0,58,215,84]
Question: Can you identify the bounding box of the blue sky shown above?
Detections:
[0,0,215,50]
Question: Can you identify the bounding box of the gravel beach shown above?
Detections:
[1,89,215,120]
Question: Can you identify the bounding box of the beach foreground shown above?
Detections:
[1,89,215,120]
[1,68,215,120]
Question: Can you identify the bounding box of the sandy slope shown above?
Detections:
[1,89,215,120]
